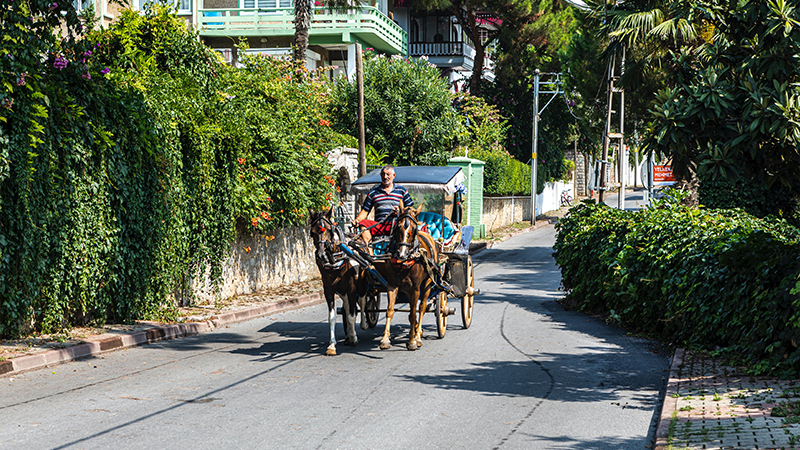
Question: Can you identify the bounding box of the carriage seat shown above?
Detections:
[417,212,457,244]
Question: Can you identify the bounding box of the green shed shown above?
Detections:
[448,157,485,239]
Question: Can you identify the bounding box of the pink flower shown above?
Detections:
[100,67,110,75]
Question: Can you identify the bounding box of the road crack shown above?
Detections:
[494,302,555,449]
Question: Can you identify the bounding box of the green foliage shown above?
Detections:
[554,199,800,377]
[0,4,337,337]
[451,91,508,155]
[700,177,800,226]
[450,92,529,195]
[329,50,462,166]
[560,159,575,182]
[471,147,531,196]
[643,0,800,216]
[1,1,181,335]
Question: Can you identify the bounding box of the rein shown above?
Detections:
[311,215,347,270]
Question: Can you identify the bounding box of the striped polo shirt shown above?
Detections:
[362,185,414,221]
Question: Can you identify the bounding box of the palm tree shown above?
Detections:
[294,0,313,63]
[294,0,352,64]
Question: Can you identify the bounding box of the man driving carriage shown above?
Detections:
[351,165,413,246]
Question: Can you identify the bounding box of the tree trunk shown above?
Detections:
[294,0,312,63]
[466,9,484,95]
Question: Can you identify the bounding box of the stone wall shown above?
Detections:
[575,152,587,197]
[482,196,531,232]
[187,147,361,304]
[481,180,573,232]
[189,224,318,304]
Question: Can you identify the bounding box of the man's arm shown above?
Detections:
[401,187,414,208]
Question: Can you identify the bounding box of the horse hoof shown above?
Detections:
[407,342,418,351]
[380,340,391,350]
[346,338,358,347]
[326,347,337,356]
[415,338,423,348]
[360,323,369,330]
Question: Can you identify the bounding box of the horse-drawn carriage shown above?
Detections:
[310,166,479,354]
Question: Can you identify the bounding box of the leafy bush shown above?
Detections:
[554,196,800,377]
[329,51,462,166]
[0,4,340,337]
[471,147,531,196]
[699,177,800,227]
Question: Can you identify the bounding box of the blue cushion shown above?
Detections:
[417,212,455,241]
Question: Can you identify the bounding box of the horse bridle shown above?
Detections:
[390,211,421,262]
[311,215,347,269]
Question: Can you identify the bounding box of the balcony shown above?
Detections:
[197,6,407,55]
[409,41,475,72]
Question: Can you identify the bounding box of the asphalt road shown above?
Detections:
[0,225,670,449]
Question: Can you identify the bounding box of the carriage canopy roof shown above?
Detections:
[350,166,466,195]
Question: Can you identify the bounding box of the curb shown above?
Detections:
[654,348,684,450]
[1,291,325,377]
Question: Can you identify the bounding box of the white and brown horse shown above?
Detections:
[309,209,368,356]
[374,204,439,351]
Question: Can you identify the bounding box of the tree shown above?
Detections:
[329,51,463,166]
[294,0,352,63]
[294,0,313,62]
[644,0,800,222]
[413,0,502,96]
[480,0,578,192]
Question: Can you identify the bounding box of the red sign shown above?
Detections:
[653,165,676,184]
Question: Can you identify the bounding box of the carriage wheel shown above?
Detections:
[461,256,474,329]
[365,291,379,329]
[435,291,447,339]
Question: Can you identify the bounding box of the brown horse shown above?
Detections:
[374,203,439,351]
[309,209,367,356]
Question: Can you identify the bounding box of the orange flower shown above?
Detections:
[251,217,259,227]
[319,119,330,127]
[243,246,251,253]
[260,211,268,219]
[238,157,246,165]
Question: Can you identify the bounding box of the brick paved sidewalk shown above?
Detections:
[657,349,800,450]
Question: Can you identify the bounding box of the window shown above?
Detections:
[241,0,292,8]
[212,48,233,64]
[72,0,92,12]
[138,0,191,15]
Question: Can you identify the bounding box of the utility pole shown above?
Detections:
[356,43,366,179]
[599,46,626,208]
[530,70,563,225]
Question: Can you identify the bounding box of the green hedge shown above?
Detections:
[0,4,339,337]
[470,148,531,196]
[553,197,800,377]
[699,177,800,227]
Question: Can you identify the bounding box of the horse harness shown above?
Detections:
[311,215,348,270]
[389,213,451,293]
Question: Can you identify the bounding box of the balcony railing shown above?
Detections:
[197,6,407,55]
[409,41,475,59]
